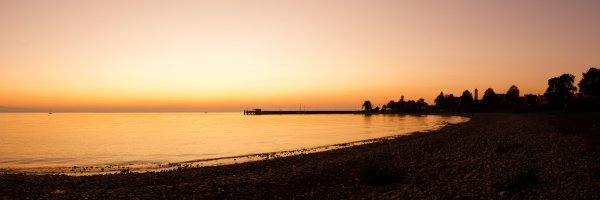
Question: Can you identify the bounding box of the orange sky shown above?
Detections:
[1,0,599,112]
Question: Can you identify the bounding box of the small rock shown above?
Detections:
[51,189,65,194]
[499,191,506,198]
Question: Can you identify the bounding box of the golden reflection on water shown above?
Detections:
[0,112,468,168]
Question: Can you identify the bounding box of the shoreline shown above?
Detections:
[2,113,598,198]
[0,115,470,176]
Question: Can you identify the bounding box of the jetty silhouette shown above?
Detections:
[244,109,363,115]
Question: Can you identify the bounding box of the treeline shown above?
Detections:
[361,96,429,113]
[362,67,600,113]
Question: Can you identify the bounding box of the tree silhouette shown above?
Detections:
[506,85,520,105]
[545,74,577,109]
[524,95,541,108]
[482,88,498,109]
[434,92,446,109]
[459,90,474,109]
[362,100,373,112]
[445,94,458,110]
[416,98,427,107]
[386,100,397,112]
[578,67,600,98]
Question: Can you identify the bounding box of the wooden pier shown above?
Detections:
[244,109,364,115]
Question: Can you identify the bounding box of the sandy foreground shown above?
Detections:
[1,113,599,199]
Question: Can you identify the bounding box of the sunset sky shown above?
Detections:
[1,0,599,112]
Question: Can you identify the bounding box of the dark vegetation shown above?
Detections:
[362,67,600,113]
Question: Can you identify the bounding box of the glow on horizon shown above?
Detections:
[1,0,599,111]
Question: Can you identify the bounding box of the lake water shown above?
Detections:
[0,112,468,170]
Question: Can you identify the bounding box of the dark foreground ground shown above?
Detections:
[1,113,599,199]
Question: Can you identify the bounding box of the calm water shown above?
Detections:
[0,112,468,168]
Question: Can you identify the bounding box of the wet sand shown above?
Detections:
[1,113,599,199]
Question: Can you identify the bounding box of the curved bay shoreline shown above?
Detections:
[1,113,599,199]
[0,114,468,176]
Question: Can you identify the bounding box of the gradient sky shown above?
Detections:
[1,0,599,111]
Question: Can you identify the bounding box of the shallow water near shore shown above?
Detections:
[0,112,468,174]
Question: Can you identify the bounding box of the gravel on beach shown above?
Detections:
[1,113,599,199]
